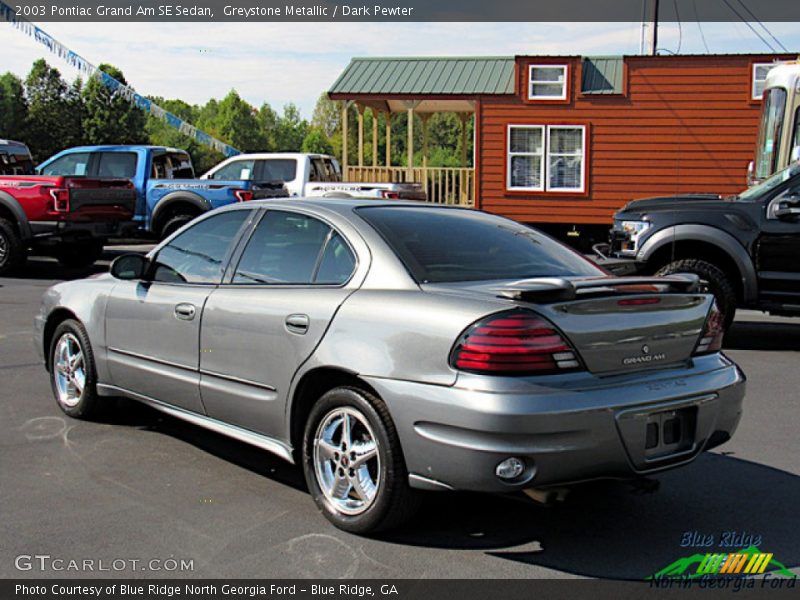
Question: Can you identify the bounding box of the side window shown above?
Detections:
[261,159,297,182]
[792,107,800,163]
[97,152,137,178]
[310,158,327,182]
[211,159,255,180]
[233,211,332,284]
[316,232,356,284]
[40,153,91,176]
[324,158,342,182]
[152,210,250,284]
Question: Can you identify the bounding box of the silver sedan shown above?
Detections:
[35,198,745,533]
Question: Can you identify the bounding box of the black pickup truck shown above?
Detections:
[605,161,800,328]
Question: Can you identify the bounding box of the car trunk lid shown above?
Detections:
[425,275,712,375]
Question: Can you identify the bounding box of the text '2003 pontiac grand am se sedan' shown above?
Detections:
[35,198,745,533]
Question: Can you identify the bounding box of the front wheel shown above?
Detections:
[655,258,737,329]
[49,319,102,419]
[302,387,420,534]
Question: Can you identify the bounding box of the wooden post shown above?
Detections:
[372,110,379,168]
[385,112,392,168]
[406,106,414,178]
[356,103,365,168]
[459,112,470,168]
[421,113,430,169]
[341,101,350,179]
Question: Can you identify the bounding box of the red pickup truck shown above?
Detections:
[0,168,136,275]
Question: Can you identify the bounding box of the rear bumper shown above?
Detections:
[29,219,138,244]
[365,355,745,492]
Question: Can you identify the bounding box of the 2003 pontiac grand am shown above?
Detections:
[35,198,745,533]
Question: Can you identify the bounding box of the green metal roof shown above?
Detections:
[581,56,624,95]
[329,57,516,96]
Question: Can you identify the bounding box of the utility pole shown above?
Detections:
[640,0,659,55]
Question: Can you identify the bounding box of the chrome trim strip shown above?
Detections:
[199,369,277,392]
[408,473,455,491]
[108,346,194,372]
[96,383,294,464]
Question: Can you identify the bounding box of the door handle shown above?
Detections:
[285,314,310,334]
[174,303,196,321]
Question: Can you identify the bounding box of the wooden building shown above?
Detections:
[329,53,792,243]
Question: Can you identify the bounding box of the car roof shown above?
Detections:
[219,152,335,160]
[236,197,469,214]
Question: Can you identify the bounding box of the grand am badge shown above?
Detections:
[623,344,666,365]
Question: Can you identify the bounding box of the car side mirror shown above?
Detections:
[110,254,150,280]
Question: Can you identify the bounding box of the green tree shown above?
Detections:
[82,63,147,146]
[301,126,334,155]
[63,78,86,148]
[215,90,266,152]
[0,73,28,141]
[256,102,279,151]
[24,59,76,161]
[145,97,223,174]
[275,103,308,151]
[311,93,341,137]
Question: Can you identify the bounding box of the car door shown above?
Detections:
[758,179,800,304]
[104,209,253,413]
[199,208,360,438]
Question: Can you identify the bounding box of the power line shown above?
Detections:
[692,0,710,52]
[673,0,682,54]
[720,0,776,52]
[733,0,789,52]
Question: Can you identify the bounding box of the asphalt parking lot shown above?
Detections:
[1,250,798,580]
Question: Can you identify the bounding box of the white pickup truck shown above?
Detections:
[201,152,426,200]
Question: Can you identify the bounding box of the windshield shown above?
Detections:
[754,87,787,180]
[358,206,604,284]
[739,161,800,201]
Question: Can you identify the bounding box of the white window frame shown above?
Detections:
[507,124,586,193]
[752,63,774,100]
[546,125,586,192]
[507,125,545,191]
[528,64,568,100]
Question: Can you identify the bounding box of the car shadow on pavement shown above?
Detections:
[8,246,151,281]
[381,453,799,580]
[103,399,797,580]
[106,398,307,492]
[725,320,800,351]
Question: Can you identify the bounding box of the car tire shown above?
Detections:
[49,319,103,419]
[160,213,197,240]
[302,386,421,534]
[57,240,104,269]
[0,217,27,275]
[656,258,737,329]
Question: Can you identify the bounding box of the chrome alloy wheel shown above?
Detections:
[313,407,381,516]
[53,333,86,408]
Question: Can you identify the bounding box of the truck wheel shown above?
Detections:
[160,213,197,240]
[302,386,421,534]
[656,259,737,329]
[57,240,104,269]
[0,217,26,276]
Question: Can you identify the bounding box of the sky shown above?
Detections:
[2,21,799,118]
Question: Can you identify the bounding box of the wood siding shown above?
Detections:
[477,54,792,225]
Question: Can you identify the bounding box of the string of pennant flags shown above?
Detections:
[0,1,240,157]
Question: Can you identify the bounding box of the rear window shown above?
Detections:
[97,152,137,178]
[260,159,297,182]
[358,206,603,283]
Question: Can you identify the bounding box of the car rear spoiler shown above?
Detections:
[495,273,702,303]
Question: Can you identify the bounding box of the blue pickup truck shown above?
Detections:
[37,145,286,239]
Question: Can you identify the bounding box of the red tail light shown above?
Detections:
[694,301,725,355]
[234,189,254,202]
[450,310,583,375]
[381,190,400,199]
[49,188,70,212]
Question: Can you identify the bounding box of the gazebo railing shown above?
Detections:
[345,166,474,206]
